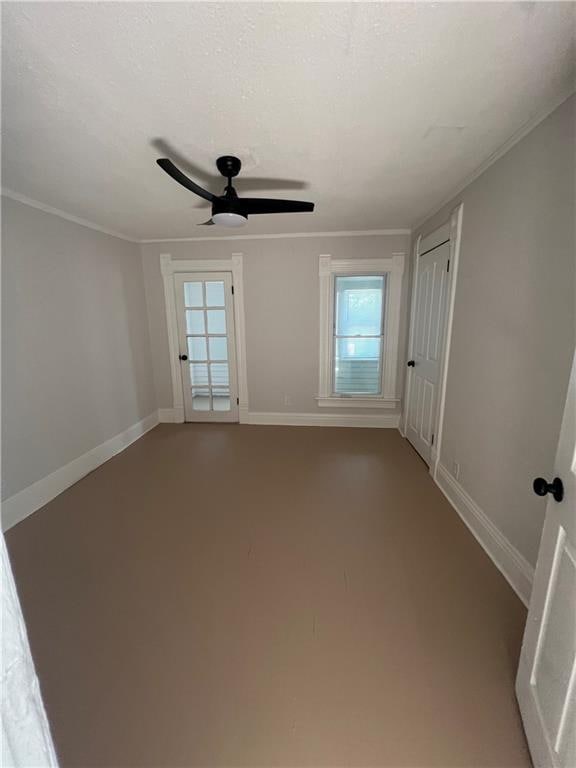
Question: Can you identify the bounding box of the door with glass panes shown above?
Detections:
[174,272,239,422]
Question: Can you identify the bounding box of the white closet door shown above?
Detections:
[516,349,576,768]
[174,272,239,423]
[405,237,450,464]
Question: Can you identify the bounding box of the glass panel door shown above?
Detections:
[174,272,238,422]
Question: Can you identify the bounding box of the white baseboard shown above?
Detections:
[158,408,397,428]
[1,412,159,531]
[245,411,400,428]
[158,407,184,423]
[435,463,534,606]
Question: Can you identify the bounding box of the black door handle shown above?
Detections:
[533,477,564,503]
[179,354,188,361]
[407,360,415,367]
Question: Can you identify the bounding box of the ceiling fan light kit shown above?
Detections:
[211,212,247,228]
[157,154,314,228]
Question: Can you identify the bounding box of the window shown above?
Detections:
[334,275,386,395]
[318,254,404,408]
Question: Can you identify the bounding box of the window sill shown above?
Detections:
[316,396,399,409]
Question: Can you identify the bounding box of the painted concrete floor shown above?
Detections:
[7,424,531,767]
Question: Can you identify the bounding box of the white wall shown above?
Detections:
[1,197,157,504]
[414,95,575,568]
[141,233,411,418]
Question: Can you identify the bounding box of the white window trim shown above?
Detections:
[317,253,404,409]
[160,253,249,423]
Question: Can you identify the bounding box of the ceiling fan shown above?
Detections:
[156,155,314,228]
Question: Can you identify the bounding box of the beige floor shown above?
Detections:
[7,425,531,768]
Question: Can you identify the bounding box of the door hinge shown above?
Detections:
[236,397,239,405]
[447,259,450,273]
[431,433,435,446]
[231,285,234,295]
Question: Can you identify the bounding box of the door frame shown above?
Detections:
[401,203,463,480]
[160,253,249,424]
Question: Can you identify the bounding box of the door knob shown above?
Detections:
[533,477,564,503]
[407,360,415,367]
[179,354,188,361]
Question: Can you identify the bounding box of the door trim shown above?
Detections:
[401,203,463,481]
[160,254,249,424]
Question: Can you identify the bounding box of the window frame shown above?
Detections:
[317,254,404,409]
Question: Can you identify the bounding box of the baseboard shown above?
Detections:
[158,407,184,423]
[158,406,398,428]
[245,411,400,428]
[435,464,534,606]
[1,412,159,531]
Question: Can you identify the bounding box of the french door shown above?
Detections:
[405,227,450,464]
[174,272,239,422]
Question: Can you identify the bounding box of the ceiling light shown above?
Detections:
[211,212,247,228]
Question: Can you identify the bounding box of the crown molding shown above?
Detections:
[1,188,138,242]
[412,89,575,232]
[2,189,410,244]
[3,89,572,245]
[139,228,411,244]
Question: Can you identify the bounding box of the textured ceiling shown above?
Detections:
[2,2,575,240]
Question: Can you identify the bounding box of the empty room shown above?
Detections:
[1,3,575,767]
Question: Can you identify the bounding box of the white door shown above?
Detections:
[174,272,239,423]
[516,349,576,768]
[2,531,59,766]
[405,227,450,465]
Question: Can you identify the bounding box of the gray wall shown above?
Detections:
[1,197,157,500]
[141,233,411,417]
[414,95,575,567]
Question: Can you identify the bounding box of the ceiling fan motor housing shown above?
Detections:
[213,196,245,216]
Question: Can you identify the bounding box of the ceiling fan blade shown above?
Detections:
[157,159,216,203]
[236,198,314,215]
[197,219,215,226]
